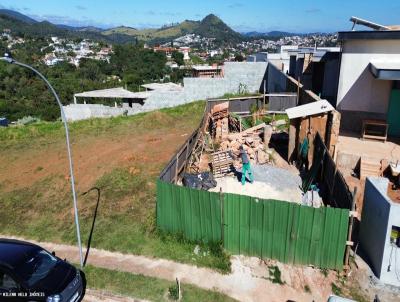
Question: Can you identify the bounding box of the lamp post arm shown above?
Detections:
[8,59,84,268]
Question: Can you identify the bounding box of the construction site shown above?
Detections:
[181,98,303,204]
[157,94,352,273]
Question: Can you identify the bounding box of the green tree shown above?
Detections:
[171,51,184,66]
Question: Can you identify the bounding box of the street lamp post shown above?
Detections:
[1,54,84,267]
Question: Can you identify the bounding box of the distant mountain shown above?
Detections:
[56,24,103,32]
[194,14,242,44]
[103,15,241,45]
[0,12,137,44]
[0,9,37,24]
[0,10,243,45]
[243,31,300,38]
[243,30,332,38]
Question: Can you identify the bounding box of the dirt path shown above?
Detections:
[85,289,148,302]
[2,235,335,302]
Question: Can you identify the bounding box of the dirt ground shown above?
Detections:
[0,125,191,193]
[85,289,148,302]
[0,235,343,302]
[210,176,302,203]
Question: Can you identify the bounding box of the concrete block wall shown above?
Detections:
[360,177,400,287]
[64,104,146,121]
[64,62,268,121]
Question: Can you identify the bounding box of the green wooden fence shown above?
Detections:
[157,180,349,270]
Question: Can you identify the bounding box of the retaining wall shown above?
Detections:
[64,62,268,121]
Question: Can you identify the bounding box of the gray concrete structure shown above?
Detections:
[64,62,268,121]
[287,48,341,107]
[359,177,400,287]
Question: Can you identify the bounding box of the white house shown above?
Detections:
[337,30,400,136]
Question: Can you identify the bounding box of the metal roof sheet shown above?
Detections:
[141,82,183,91]
[74,87,142,99]
[285,99,334,119]
[192,65,222,71]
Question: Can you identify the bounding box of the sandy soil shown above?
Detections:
[210,176,302,203]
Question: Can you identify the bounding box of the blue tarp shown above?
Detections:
[0,118,9,127]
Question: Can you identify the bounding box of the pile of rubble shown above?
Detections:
[218,123,274,170]
[206,101,291,178]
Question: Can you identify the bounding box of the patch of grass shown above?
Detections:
[0,120,230,273]
[0,101,234,273]
[268,265,284,285]
[331,282,342,296]
[0,101,205,149]
[83,265,237,302]
[348,288,369,302]
[157,231,231,274]
[221,92,261,99]
[169,283,180,300]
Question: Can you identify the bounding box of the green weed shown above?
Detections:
[268,265,284,285]
[83,265,237,302]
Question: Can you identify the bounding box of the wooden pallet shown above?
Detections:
[212,151,234,178]
[360,157,382,179]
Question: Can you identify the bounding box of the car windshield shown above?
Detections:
[15,249,58,287]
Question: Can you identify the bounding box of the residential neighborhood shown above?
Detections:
[0,2,400,302]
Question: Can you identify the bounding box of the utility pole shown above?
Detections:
[1,54,84,267]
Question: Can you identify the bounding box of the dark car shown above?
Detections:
[0,239,85,302]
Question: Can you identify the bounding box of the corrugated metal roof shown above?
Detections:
[74,87,142,99]
[285,100,334,119]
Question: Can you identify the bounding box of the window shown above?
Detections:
[15,250,58,287]
[0,272,18,290]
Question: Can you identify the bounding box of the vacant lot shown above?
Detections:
[0,101,228,271]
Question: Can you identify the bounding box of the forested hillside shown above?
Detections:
[0,42,167,121]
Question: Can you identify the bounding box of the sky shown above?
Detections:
[1,0,399,33]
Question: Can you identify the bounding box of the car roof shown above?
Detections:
[0,238,41,269]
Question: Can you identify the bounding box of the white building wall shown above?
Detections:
[337,39,400,113]
[360,177,400,287]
